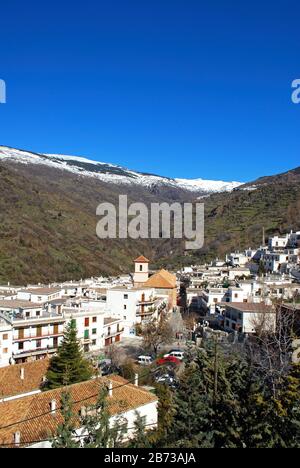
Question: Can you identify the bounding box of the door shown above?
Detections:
[18,328,25,340]
[54,324,59,335]
[37,326,42,337]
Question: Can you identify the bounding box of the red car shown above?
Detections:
[156,356,181,366]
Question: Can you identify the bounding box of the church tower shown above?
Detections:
[133,256,149,286]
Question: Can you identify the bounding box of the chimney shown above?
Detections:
[14,432,21,447]
[108,381,113,397]
[50,399,57,415]
[134,373,139,387]
[20,368,25,381]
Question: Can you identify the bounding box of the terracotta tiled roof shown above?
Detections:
[0,375,158,447]
[144,269,176,289]
[134,255,150,263]
[0,359,50,400]
[222,302,274,313]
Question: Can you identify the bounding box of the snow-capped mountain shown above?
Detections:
[0,146,243,194]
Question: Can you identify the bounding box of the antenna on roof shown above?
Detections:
[262,227,266,247]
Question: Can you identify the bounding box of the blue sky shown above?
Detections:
[0,0,299,182]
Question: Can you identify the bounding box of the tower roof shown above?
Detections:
[134,255,150,263]
[144,269,176,289]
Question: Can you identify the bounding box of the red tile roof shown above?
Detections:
[0,375,157,447]
[0,359,50,400]
[134,256,150,263]
[144,269,176,289]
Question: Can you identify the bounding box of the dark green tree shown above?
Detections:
[52,392,81,448]
[81,386,127,448]
[127,412,152,448]
[46,319,93,389]
[150,384,176,447]
[170,349,215,448]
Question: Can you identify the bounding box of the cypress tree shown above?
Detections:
[151,384,176,447]
[127,412,152,448]
[52,392,81,448]
[46,319,93,389]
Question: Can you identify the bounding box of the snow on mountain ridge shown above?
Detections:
[0,146,243,193]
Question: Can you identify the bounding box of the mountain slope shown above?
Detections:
[0,146,242,194]
[0,145,299,283]
[184,166,300,265]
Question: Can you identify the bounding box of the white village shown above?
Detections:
[0,230,299,448]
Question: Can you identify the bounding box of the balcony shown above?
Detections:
[14,332,63,342]
[104,328,124,339]
[13,345,58,358]
[12,311,64,325]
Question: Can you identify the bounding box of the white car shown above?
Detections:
[137,355,153,366]
[163,350,185,361]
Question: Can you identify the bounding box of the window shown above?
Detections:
[123,316,127,320]
[234,294,238,299]
[84,318,89,327]
[53,337,58,348]
[92,340,97,346]
[3,348,8,354]
[36,340,42,349]
[36,311,40,317]
[26,312,30,318]
[18,342,24,350]
[84,330,89,340]
[124,305,127,310]
[2,334,8,341]
[124,294,128,300]
[92,329,97,335]
[92,317,97,323]
[140,265,143,272]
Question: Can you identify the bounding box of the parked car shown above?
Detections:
[98,359,113,376]
[137,355,153,366]
[163,349,185,360]
[156,356,181,366]
[154,373,178,389]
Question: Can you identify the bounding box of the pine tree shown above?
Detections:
[127,412,152,448]
[170,349,215,448]
[150,384,175,447]
[52,392,81,448]
[81,386,127,448]
[46,319,93,389]
[276,363,300,448]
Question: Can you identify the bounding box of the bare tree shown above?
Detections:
[247,304,296,398]
[141,314,173,356]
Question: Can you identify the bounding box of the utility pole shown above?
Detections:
[213,335,218,405]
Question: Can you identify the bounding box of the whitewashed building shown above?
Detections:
[0,317,13,368]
